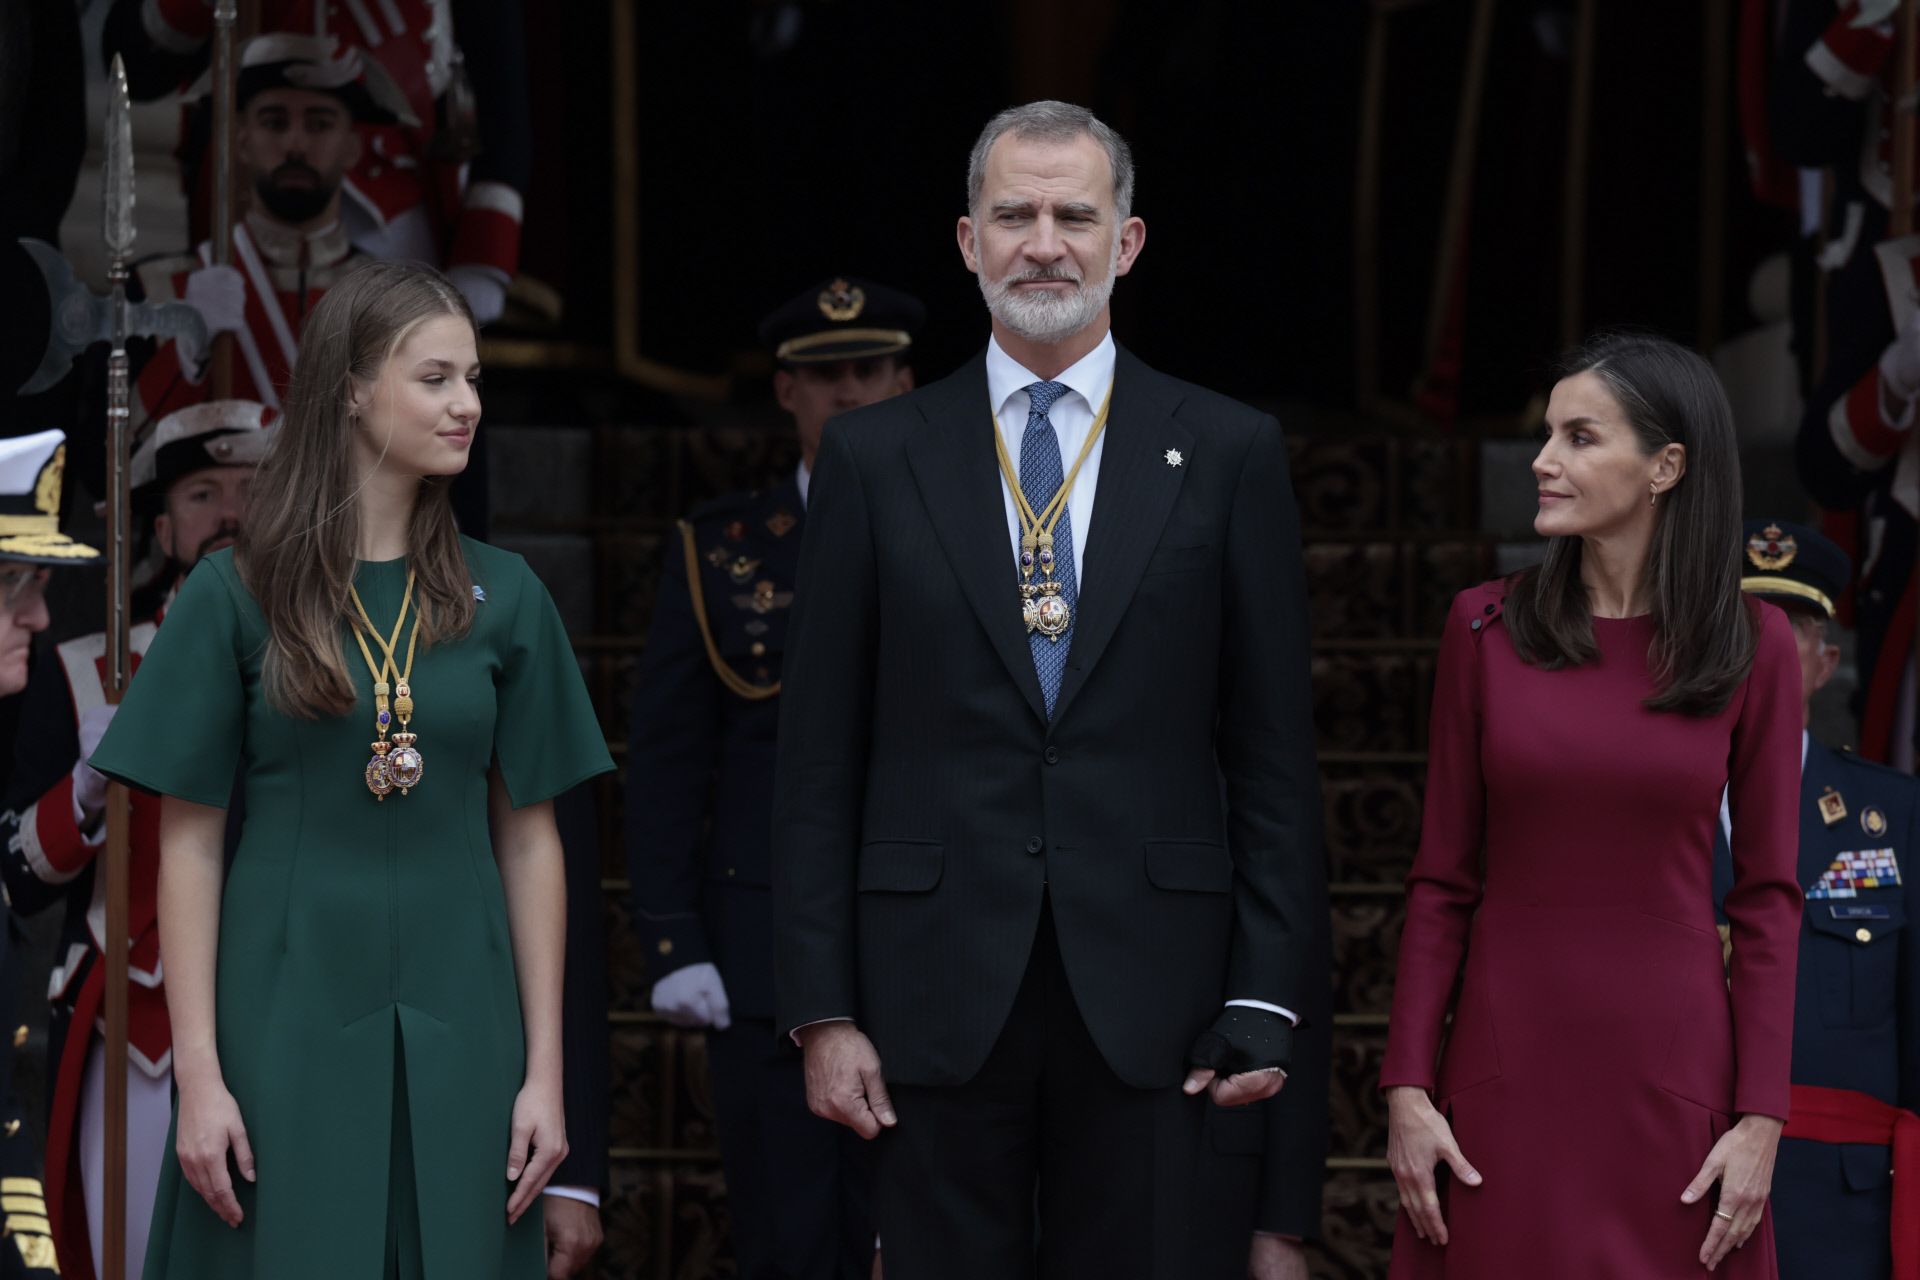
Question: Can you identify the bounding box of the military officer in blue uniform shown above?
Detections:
[1713,518,1920,1280]
[626,277,923,1279]
[0,429,101,1277]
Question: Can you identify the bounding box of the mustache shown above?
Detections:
[196,523,240,558]
[269,160,324,187]
[1000,265,1084,287]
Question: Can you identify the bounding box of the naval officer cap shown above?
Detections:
[187,33,418,127]
[0,430,100,565]
[134,400,278,506]
[1740,518,1850,620]
[759,277,926,365]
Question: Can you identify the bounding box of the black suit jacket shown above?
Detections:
[773,344,1324,1090]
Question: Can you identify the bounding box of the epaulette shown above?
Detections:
[1462,578,1510,643]
[1834,745,1920,789]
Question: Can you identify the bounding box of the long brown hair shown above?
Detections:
[1503,331,1757,716]
[236,261,478,718]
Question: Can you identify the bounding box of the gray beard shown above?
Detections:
[975,243,1119,345]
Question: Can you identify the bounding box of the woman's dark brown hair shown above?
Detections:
[236,260,478,718]
[1503,331,1757,716]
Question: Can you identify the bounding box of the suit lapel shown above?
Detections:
[905,353,1050,725]
[1051,348,1192,724]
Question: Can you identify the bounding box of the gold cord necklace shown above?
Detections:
[990,381,1114,641]
[350,569,425,798]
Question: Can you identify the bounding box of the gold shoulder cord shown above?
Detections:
[677,520,780,701]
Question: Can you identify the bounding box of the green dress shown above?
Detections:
[89,539,613,1280]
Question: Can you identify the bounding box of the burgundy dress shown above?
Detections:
[1381,581,1804,1278]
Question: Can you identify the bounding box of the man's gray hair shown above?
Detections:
[967,101,1135,222]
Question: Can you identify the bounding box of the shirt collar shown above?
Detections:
[986,329,1117,421]
[796,460,812,509]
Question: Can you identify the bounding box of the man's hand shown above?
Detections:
[650,962,732,1030]
[448,264,508,327]
[1248,1234,1309,1280]
[797,1022,896,1139]
[1182,1066,1285,1108]
[542,1195,603,1278]
[72,704,117,829]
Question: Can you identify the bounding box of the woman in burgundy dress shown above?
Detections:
[1381,333,1804,1277]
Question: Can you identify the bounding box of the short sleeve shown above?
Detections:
[493,561,613,807]
[88,558,245,808]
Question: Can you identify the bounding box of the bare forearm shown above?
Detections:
[158,797,229,1088]
[498,815,566,1085]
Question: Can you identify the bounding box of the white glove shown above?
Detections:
[177,264,248,371]
[446,264,507,327]
[650,962,731,1030]
[1852,0,1899,30]
[1880,306,1920,406]
[71,704,117,831]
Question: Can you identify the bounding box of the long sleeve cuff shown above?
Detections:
[1226,998,1300,1026]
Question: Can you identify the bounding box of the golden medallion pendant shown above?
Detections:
[1032,592,1072,641]
[388,732,424,795]
[365,742,395,799]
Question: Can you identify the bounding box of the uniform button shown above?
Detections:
[1044,746,1060,764]
[1856,927,1873,944]
[750,642,767,657]
[2,1120,17,1138]
[658,939,674,956]
[1025,836,1044,855]
[10,1026,23,1049]
[1470,618,1482,631]
[756,667,771,681]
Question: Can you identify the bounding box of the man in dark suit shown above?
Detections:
[627,279,922,1279]
[773,101,1327,1280]
[1712,519,1919,1280]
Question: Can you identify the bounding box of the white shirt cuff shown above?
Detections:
[1226,998,1300,1025]
[73,793,106,849]
[542,1185,600,1208]
[788,1016,853,1046]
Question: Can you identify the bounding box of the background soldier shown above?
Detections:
[626,277,922,1279]
[0,431,106,1277]
[130,35,409,428]
[1714,519,1919,1279]
[1769,0,1920,766]
[0,401,271,1280]
[104,0,531,325]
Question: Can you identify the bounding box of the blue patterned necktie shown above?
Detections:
[1020,380,1077,717]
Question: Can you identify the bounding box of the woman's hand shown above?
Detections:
[1681,1113,1782,1271]
[175,1073,254,1228]
[1386,1085,1481,1245]
[506,1077,568,1226]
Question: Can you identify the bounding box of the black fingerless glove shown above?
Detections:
[1187,1006,1293,1075]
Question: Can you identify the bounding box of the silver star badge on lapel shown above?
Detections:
[1164,448,1184,467]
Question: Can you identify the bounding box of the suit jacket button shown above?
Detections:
[1025,836,1044,855]
[1044,746,1060,764]
[658,939,674,955]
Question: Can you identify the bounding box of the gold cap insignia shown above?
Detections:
[1746,523,1797,572]
[33,446,64,517]
[817,278,866,322]
[1863,806,1888,838]
[766,509,797,539]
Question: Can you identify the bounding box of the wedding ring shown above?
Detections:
[1713,1209,1735,1222]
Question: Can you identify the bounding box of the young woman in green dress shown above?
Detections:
[90,261,613,1279]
